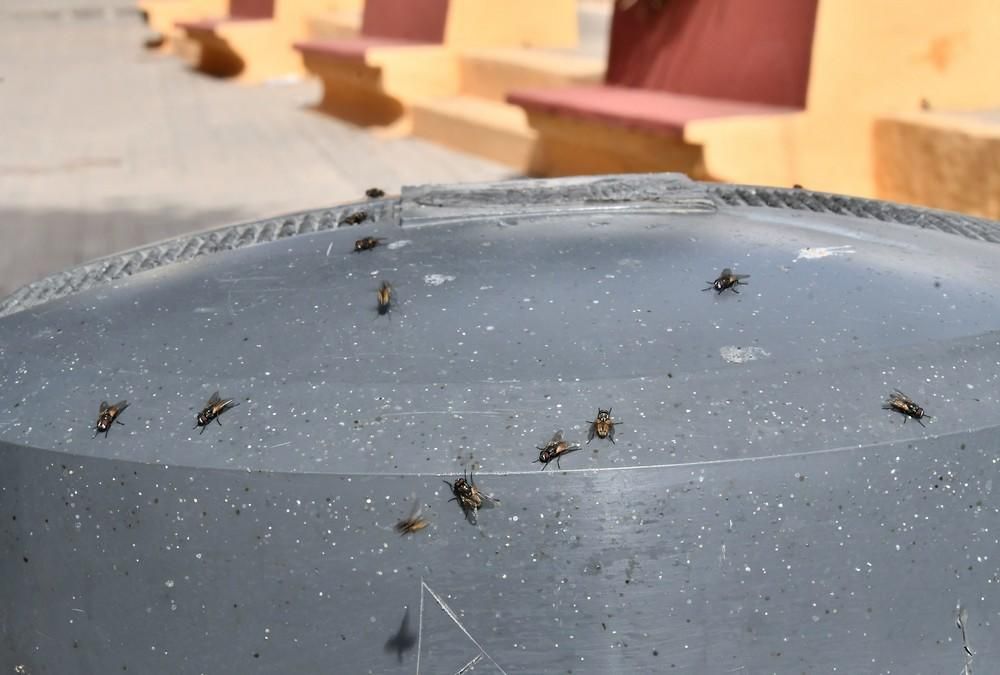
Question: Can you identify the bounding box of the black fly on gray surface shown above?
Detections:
[444,470,497,525]
[94,399,128,438]
[587,407,620,444]
[365,187,385,199]
[883,389,931,426]
[534,430,581,470]
[342,211,368,225]
[195,391,238,433]
[703,268,750,294]
[376,281,393,316]
[353,236,384,252]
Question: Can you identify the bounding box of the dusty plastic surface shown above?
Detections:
[1,174,998,673]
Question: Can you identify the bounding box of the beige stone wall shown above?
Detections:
[873,113,1000,220]
[686,0,1000,206]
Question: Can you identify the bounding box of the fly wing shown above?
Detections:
[112,400,129,413]
[720,268,733,277]
[395,497,425,533]
[549,430,564,445]
[892,389,915,403]
[733,273,750,280]
[405,497,423,522]
[206,391,221,406]
[99,401,109,412]
[561,442,583,454]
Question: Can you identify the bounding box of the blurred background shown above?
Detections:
[1,0,998,299]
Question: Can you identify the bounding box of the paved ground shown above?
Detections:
[0,1,514,298]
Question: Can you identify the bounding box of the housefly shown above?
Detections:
[444,470,497,524]
[534,430,581,470]
[94,399,128,438]
[884,389,931,426]
[195,391,238,433]
[354,236,384,252]
[342,211,368,225]
[394,499,430,536]
[703,268,750,294]
[365,187,385,198]
[376,281,393,316]
[587,407,620,444]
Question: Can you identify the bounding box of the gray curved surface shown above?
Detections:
[1,174,998,674]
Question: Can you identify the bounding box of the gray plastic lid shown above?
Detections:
[1,174,997,673]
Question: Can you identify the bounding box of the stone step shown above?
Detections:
[411,95,536,170]
[458,46,603,102]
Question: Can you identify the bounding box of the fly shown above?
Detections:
[703,268,750,294]
[365,187,385,198]
[444,470,497,525]
[394,499,430,535]
[94,399,128,438]
[884,389,931,427]
[342,211,368,225]
[534,430,581,470]
[195,391,238,433]
[353,236,384,252]
[587,407,620,444]
[376,281,392,316]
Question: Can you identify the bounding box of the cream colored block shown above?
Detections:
[459,47,603,102]
[809,0,1000,113]
[139,0,227,50]
[411,96,536,169]
[365,46,460,101]
[873,112,1000,219]
[444,0,579,49]
[305,9,361,40]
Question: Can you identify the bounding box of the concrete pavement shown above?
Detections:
[0,1,512,299]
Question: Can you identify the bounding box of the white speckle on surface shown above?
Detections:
[164,579,174,588]
[387,240,411,250]
[720,346,771,364]
[424,274,456,286]
[794,245,856,261]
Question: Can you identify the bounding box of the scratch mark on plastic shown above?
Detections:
[415,578,426,675]
[380,409,521,418]
[216,276,284,283]
[454,653,484,674]
[417,579,508,675]
[957,604,973,674]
